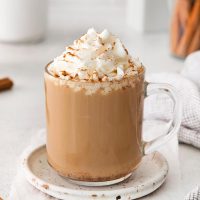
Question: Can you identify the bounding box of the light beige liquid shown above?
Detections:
[45,66,145,182]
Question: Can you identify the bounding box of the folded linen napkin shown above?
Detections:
[145,72,200,149]
[145,51,200,200]
[145,51,200,149]
[185,187,200,200]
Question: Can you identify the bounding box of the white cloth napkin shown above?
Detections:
[182,51,200,200]
[145,51,200,149]
[185,187,200,200]
[9,51,200,200]
[145,51,200,200]
[145,72,200,149]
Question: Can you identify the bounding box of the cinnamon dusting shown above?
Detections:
[42,184,49,190]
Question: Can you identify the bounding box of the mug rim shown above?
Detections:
[45,61,145,87]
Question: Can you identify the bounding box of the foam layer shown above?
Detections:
[48,28,144,82]
[45,70,144,95]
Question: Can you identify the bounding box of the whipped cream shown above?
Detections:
[48,28,143,82]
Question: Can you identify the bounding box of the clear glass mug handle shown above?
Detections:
[143,82,182,154]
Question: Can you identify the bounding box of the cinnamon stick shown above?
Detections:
[170,2,181,53]
[187,24,200,54]
[179,0,192,29]
[176,0,200,57]
[0,77,13,92]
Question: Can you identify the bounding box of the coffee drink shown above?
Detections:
[45,28,145,182]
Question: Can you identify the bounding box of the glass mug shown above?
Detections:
[45,64,181,186]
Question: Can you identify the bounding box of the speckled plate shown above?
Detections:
[22,144,168,200]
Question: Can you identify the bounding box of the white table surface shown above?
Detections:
[0,1,200,199]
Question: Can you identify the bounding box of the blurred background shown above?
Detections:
[0,0,184,72]
[0,0,200,198]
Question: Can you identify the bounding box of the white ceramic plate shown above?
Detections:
[22,144,168,200]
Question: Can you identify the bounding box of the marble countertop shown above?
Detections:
[0,1,200,199]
